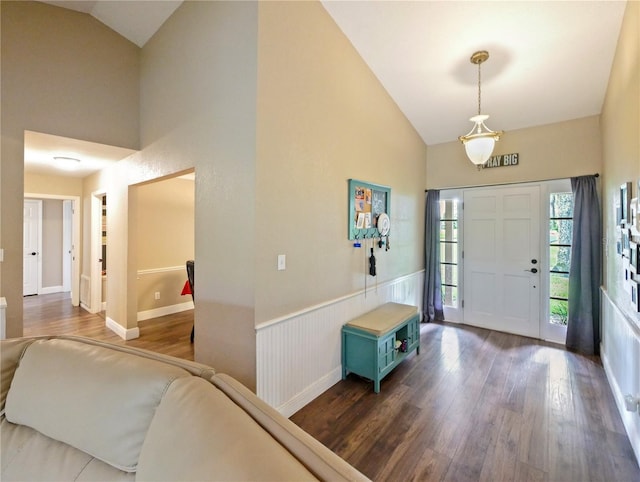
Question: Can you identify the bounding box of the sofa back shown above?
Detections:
[4,338,193,472]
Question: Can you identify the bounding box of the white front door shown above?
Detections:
[463,185,540,338]
[23,200,41,296]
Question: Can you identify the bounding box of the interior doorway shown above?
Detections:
[23,199,42,296]
[23,194,80,306]
[90,191,107,315]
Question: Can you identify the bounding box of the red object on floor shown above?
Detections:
[181,280,192,296]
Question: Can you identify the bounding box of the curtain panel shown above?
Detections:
[566,175,601,355]
[423,190,444,322]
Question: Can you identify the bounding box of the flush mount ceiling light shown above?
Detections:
[53,156,81,171]
[458,50,503,168]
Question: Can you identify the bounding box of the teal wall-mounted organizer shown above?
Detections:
[347,179,391,240]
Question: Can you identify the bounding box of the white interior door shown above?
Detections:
[23,200,42,296]
[463,185,540,338]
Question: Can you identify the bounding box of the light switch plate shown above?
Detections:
[277,254,286,271]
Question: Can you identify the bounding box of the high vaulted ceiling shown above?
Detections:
[30,0,627,176]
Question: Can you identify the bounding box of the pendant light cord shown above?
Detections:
[477,60,482,116]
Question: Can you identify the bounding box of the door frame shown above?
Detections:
[90,190,106,314]
[24,193,80,306]
[441,180,567,344]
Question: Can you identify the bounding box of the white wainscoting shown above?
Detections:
[256,270,424,417]
[601,288,640,466]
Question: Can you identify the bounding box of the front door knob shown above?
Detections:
[524,268,538,274]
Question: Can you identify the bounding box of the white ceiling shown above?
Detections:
[40,0,182,47]
[24,131,136,179]
[28,0,627,177]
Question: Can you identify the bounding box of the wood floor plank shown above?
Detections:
[292,321,640,482]
[22,292,194,361]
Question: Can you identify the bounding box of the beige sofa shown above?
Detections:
[1,336,368,481]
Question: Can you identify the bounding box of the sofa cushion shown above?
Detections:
[1,338,35,415]
[4,338,191,472]
[1,417,134,482]
[136,377,318,481]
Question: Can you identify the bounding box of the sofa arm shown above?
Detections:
[212,374,370,482]
[1,338,36,414]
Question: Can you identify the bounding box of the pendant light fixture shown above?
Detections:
[458,50,503,168]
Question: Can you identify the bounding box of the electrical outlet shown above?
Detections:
[154,292,160,300]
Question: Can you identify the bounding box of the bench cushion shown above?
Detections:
[345,302,418,336]
[4,338,191,472]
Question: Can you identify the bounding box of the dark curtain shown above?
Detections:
[566,175,601,355]
[423,190,444,322]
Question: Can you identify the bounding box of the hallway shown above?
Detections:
[22,292,194,360]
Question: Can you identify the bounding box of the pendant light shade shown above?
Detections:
[458,51,503,167]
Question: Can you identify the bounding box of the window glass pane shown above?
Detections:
[550,299,569,326]
[550,246,571,273]
[439,200,458,220]
[550,193,573,218]
[440,242,457,263]
[440,264,458,286]
[440,220,458,242]
[442,286,458,308]
[549,219,573,245]
[550,272,569,300]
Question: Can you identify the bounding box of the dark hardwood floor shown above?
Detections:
[22,292,194,360]
[22,293,640,481]
[292,322,640,482]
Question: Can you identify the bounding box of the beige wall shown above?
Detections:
[426,116,602,189]
[601,0,640,321]
[136,178,194,270]
[25,172,83,198]
[255,1,426,323]
[0,1,139,337]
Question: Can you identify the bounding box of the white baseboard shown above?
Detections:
[106,317,140,340]
[40,285,64,295]
[137,301,194,322]
[277,367,342,418]
[601,345,640,466]
[80,302,91,312]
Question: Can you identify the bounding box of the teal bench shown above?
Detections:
[341,302,420,393]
